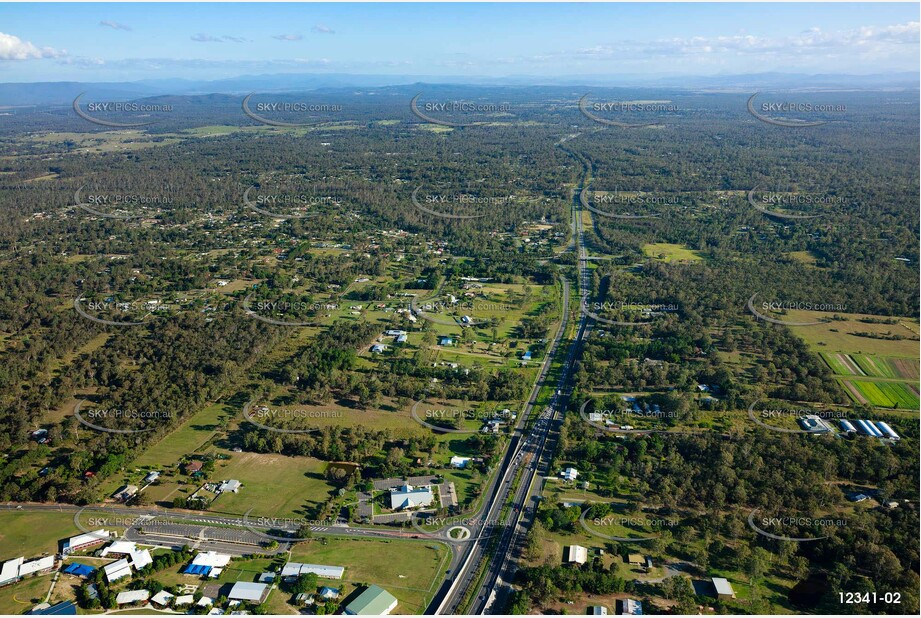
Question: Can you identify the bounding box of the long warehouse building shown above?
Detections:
[875,421,901,441]
[839,419,857,433]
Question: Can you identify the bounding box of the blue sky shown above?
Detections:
[1,3,918,82]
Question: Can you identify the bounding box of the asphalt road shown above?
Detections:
[430,138,596,615]
[473,143,596,615]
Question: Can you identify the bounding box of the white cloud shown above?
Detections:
[191,34,247,44]
[0,32,65,60]
[273,34,303,41]
[312,25,335,34]
[100,20,132,31]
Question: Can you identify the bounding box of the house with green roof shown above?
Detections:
[344,585,398,615]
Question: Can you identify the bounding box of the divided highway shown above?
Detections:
[430,138,597,615]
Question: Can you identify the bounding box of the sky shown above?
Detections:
[0,2,918,83]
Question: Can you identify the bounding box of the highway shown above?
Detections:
[472,141,596,615]
[429,137,597,615]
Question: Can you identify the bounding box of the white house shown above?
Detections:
[564,545,588,565]
[217,479,241,493]
[561,467,579,481]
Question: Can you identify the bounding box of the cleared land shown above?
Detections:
[289,537,449,614]
[0,511,79,558]
[642,242,705,263]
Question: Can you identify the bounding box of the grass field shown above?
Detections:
[0,573,54,615]
[839,379,920,409]
[786,310,919,357]
[289,537,450,614]
[642,242,705,263]
[132,403,233,468]
[0,511,79,558]
[208,452,334,520]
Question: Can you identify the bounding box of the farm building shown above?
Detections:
[319,586,340,599]
[857,420,884,437]
[588,606,608,615]
[130,549,153,570]
[19,556,55,578]
[0,558,24,587]
[839,419,857,433]
[876,421,901,440]
[144,471,160,483]
[344,585,398,615]
[439,337,453,346]
[797,415,832,433]
[3,555,57,586]
[450,456,471,469]
[561,467,579,481]
[627,553,645,567]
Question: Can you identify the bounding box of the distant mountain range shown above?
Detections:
[2,71,918,106]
